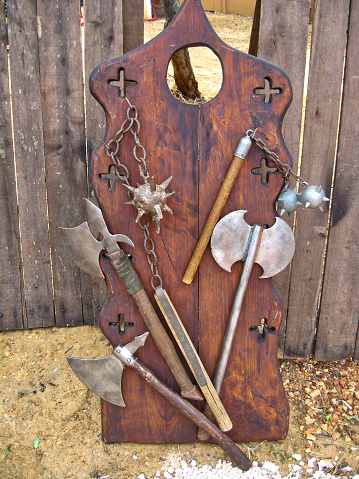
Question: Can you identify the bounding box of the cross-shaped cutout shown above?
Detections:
[100,164,123,191]
[251,158,278,185]
[254,77,281,104]
[250,318,276,343]
[108,67,138,98]
[109,313,134,338]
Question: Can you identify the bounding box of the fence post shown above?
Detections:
[315,0,359,361]
[0,4,24,331]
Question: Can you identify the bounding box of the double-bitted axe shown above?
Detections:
[67,332,252,471]
[198,210,295,440]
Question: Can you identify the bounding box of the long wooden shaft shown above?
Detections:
[131,358,252,471]
[155,287,232,432]
[110,250,202,401]
[182,134,252,285]
[198,225,263,440]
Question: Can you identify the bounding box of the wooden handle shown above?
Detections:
[182,155,245,285]
[131,358,252,471]
[109,251,202,402]
[155,287,232,432]
[197,401,215,441]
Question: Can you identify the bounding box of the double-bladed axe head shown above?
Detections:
[67,332,149,407]
[60,199,134,279]
[211,210,295,278]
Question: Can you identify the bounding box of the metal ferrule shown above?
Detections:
[233,134,252,159]
[114,344,135,365]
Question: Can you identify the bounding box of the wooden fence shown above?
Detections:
[0,0,358,362]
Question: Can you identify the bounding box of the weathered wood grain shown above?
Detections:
[315,0,359,361]
[36,0,94,327]
[257,0,310,356]
[123,0,144,54]
[7,0,54,329]
[94,0,290,444]
[0,4,24,331]
[84,0,125,323]
[84,0,124,162]
[284,0,351,359]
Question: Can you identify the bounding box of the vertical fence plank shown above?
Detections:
[315,0,359,361]
[0,4,23,331]
[84,0,124,161]
[257,0,310,356]
[284,0,351,359]
[36,1,94,327]
[7,0,55,329]
[123,0,144,54]
[36,0,93,327]
[84,0,124,322]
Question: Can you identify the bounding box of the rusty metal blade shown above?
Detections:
[60,223,104,278]
[211,210,251,272]
[211,210,295,278]
[256,217,295,278]
[67,333,149,407]
[67,354,125,407]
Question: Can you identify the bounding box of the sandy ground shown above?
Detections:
[1,12,359,479]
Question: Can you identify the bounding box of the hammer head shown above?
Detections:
[211,210,295,278]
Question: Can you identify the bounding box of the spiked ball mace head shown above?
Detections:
[123,176,174,233]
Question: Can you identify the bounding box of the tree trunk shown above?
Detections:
[163,0,201,101]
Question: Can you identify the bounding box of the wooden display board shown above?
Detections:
[89,0,292,444]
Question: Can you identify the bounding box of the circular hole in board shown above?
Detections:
[167,46,223,104]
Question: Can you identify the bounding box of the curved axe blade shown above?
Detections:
[256,217,295,278]
[60,223,105,278]
[211,210,295,278]
[67,333,149,407]
[67,354,125,406]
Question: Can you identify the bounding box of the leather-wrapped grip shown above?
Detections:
[109,251,143,295]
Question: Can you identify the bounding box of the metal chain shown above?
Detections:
[137,217,163,290]
[104,98,162,290]
[247,129,309,188]
[104,99,149,183]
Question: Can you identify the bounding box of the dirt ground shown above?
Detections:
[1,13,359,479]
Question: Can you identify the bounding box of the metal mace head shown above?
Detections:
[211,210,295,278]
[67,332,149,407]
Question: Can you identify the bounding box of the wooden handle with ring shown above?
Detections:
[182,133,253,285]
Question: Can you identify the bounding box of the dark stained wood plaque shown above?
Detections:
[89,0,292,443]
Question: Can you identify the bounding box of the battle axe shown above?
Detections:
[60,199,202,401]
[67,332,252,471]
[198,210,295,440]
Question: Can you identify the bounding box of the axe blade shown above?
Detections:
[67,354,125,407]
[257,217,295,278]
[211,210,295,278]
[211,210,251,272]
[67,333,149,408]
[60,222,105,278]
